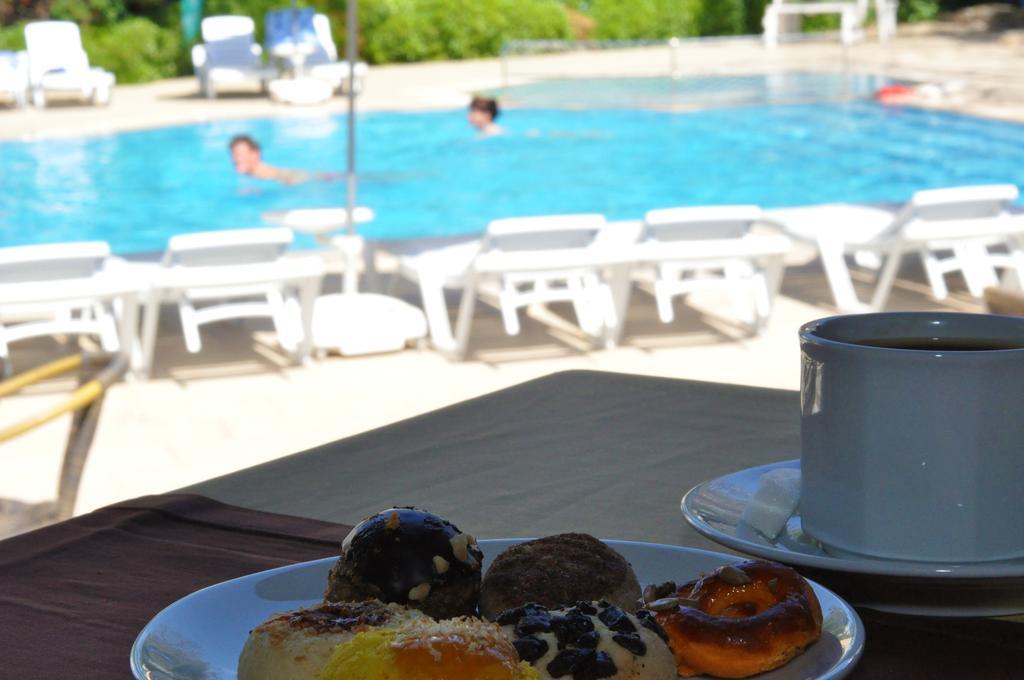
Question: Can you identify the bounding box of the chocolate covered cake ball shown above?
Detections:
[480,533,642,620]
[324,507,483,619]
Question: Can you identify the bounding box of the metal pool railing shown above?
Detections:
[498,32,851,88]
[0,352,128,526]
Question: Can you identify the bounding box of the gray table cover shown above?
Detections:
[185,369,800,548]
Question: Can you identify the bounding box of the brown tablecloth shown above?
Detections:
[0,494,350,679]
[2,492,1023,678]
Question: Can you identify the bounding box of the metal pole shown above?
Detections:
[345,0,358,236]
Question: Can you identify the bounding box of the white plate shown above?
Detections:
[131,539,863,680]
[682,460,1024,616]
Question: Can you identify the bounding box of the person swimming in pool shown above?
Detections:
[467,95,503,137]
[229,134,339,185]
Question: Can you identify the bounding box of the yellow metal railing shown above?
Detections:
[0,353,126,444]
[0,353,128,522]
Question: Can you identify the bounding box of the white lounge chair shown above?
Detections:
[192,16,277,99]
[0,242,140,374]
[0,50,29,107]
[633,206,791,333]
[762,0,898,47]
[398,215,641,357]
[139,228,324,376]
[308,14,368,93]
[23,21,115,107]
[765,185,1024,312]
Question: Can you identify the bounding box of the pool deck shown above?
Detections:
[0,24,1012,525]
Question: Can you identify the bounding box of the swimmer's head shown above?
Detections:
[229,134,262,175]
[468,95,499,131]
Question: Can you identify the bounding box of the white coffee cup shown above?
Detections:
[799,312,1024,563]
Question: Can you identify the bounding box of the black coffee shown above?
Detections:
[855,337,1024,351]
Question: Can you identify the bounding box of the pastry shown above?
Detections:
[320,615,540,679]
[237,600,426,680]
[480,533,642,620]
[650,560,823,678]
[495,601,676,680]
[324,507,483,619]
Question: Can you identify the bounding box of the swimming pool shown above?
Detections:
[2,75,1023,254]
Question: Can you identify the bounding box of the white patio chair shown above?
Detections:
[308,13,368,94]
[634,206,791,333]
[139,228,324,376]
[765,185,1024,312]
[762,0,898,47]
[0,242,140,374]
[23,21,115,107]
[0,51,29,107]
[397,215,641,357]
[191,16,277,99]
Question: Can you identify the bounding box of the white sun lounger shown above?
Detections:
[633,206,791,333]
[398,215,642,357]
[763,0,898,47]
[765,185,1024,312]
[23,21,115,107]
[308,14,368,94]
[192,16,277,99]
[0,242,141,374]
[0,50,29,107]
[139,228,324,376]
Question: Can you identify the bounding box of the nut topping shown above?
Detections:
[449,533,470,562]
[719,565,753,585]
[408,583,431,601]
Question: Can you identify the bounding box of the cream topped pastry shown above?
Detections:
[495,601,677,680]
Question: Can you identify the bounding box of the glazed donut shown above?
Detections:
[649,560,822,678]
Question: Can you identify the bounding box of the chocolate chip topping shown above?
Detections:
[515,609,553,637]
[576,630,601,649]
[597,604,636,634]
[546,648,618,680]
[612,632,647,656]
[550,610,595,649]
[513,635,550,663]
[635,609,670,643]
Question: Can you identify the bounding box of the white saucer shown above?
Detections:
[682,460,1024,617]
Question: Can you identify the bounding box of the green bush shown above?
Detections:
[360,0,571,64]
[698,0,745,36]
[82,17,182,83]
[743,0,769,34]
[801,13,841,33]
[582,0,701,40]
[0,22,25,51]
[49,0,125,25]
[899,0,940,22]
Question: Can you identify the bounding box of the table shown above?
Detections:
[2,370,1023,678]
[185,370,800,544]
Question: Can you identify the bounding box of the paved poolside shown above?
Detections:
[0,23,1012,523]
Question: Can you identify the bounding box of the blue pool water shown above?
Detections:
[2,77,1023,254]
